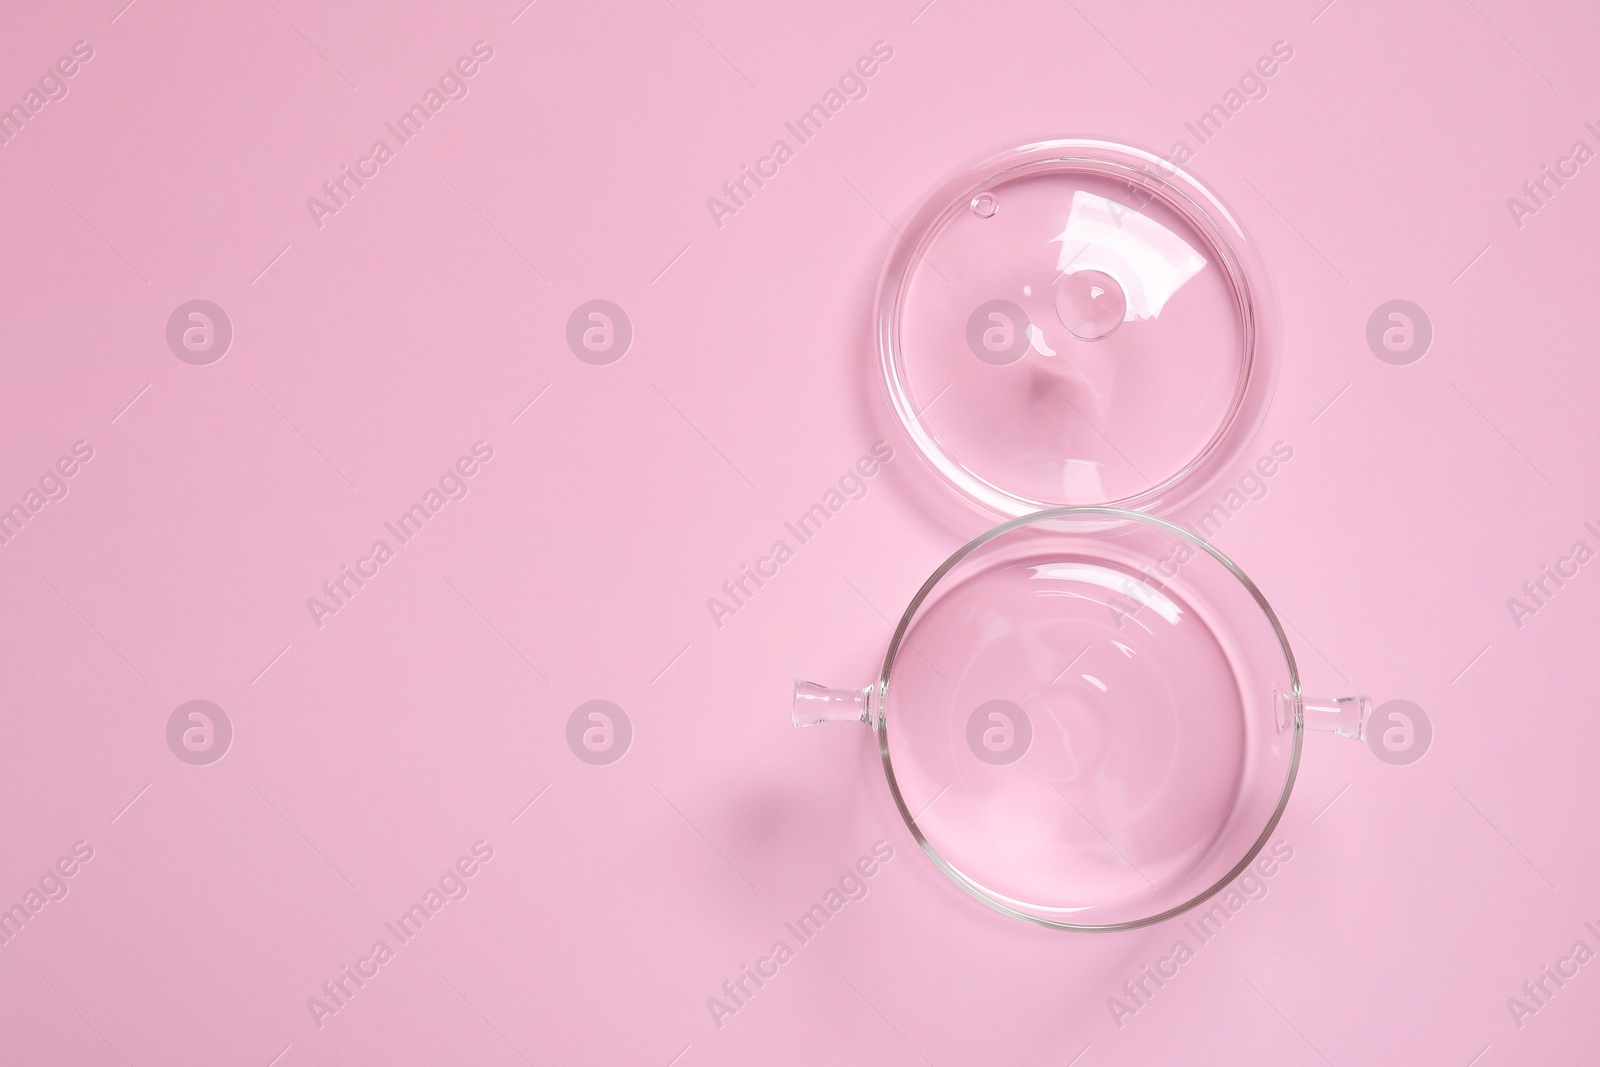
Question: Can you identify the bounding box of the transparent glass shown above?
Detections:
[795,508,1366,931]
[878,140,1278,519]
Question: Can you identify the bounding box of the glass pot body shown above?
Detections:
[795,509,1366,931]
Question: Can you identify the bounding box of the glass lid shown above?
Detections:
[877,140,1277,519]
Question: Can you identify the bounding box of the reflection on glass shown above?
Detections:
[1030,561,1182,625]
[1052,192,1207,321]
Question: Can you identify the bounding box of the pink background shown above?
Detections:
[1,0,1597,1063]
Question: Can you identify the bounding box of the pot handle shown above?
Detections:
[1293,693,1371,741]
[799,684,1371,738]
[793,681,872,728]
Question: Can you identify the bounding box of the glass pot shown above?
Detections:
[795,508,1367,930]
[797,139,1355,929]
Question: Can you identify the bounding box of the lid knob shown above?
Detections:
[1056,268,1127,341]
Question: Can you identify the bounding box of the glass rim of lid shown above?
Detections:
[877,139,1278,519]
[873,505,1303,932]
